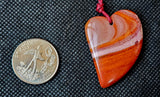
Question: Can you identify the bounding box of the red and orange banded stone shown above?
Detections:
[85,10,143,88]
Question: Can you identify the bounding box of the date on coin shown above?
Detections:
[12,39,59,84]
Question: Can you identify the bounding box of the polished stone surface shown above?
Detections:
[85,10,143,88]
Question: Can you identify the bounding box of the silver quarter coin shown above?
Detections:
[12,39,59,84]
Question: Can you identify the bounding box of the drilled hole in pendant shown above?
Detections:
[110,21,113,25]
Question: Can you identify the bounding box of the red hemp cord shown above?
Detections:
[96,0,112,24]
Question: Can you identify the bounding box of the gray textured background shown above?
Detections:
[1,0,160,96]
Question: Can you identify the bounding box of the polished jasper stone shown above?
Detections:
[85,10,143,88]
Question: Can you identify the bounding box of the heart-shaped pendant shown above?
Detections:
[85,10,143,88]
